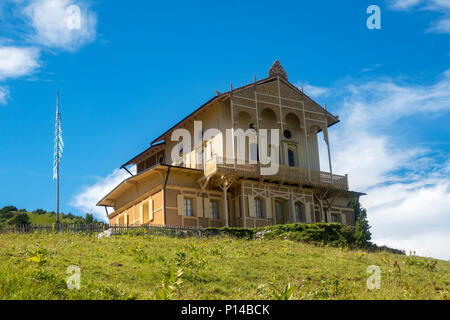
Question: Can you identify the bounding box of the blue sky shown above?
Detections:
[0,0,449,259]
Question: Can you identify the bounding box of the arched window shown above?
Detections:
[261,108,277,125]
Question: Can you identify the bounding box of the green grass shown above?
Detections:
[0,232,448,300]
[27,212,86,224]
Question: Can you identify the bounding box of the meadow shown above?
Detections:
[0,232,448,300]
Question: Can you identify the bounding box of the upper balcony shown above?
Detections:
[204,156,349,191]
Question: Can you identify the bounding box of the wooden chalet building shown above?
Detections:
[98,61,364,228]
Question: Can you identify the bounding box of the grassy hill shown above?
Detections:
[0,206,101,226]
[0,231,448,300]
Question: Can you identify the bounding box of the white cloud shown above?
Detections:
[390,0,450,34]
[23,0,97,51]
[70,166,136,222]
[427,17,450,33]
[298,83,331,98]
[0,46,40,80]
[317,69,450,260]
[0,86,9,105]
[390,0,424,10]
[0,1,97,105]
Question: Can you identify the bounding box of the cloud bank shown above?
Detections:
[314,70,450,260]
[0,46,40,80]
[0,0,97,105]
[70,167,136,222]
[23,0,97,51]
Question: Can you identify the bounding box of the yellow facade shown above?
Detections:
[98,61,364,228]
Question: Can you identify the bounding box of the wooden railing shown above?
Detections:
[204,156,349,190]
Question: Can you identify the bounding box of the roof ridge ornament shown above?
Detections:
[268,60,288,80]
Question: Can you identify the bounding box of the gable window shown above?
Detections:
[288,148,295,167]
[184,198,193,217]
[210,200,219,219]
[295,204,302,222]
[255,198,263,218]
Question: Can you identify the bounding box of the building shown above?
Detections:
[97,61,364,228]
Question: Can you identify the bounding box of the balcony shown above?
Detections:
[204,157,349,191]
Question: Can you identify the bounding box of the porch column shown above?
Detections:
[223,187,229,227]
[219,176,233,227]
[324,105,333,184]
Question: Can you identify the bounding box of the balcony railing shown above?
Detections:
[204,156,349,191]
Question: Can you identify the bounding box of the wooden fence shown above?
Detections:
[0,223,204,237]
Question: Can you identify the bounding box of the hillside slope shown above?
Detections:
[0,206,100,225]
[0,233,448,300]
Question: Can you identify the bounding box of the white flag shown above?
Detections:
[53,103,63,180]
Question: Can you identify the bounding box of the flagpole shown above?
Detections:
[56,91,60,226]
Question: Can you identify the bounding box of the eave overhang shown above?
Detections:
[97,164,203,207]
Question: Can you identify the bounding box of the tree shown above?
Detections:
[0,206,18,214]
[7,213,31,226]
[33,209,46,215]
[348,198,372,247]
[85,213,94,224]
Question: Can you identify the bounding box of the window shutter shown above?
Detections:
[341,213,347,225]
[139,203,144,224]
[177,194,184,216]
[234,197,240,218]
[265,197,272,219]
[196,197,203,218]
[203,198,210,218]
[248,195,255,218]
[304,203,310,223]
[149,199,154,221]
[291,200,296,222]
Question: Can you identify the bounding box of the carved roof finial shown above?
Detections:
[268,60,288,80]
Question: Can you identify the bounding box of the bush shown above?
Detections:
[206,223,355,247]
[0,206,18,214]
[6,212,31,226]
[204,227,255,239]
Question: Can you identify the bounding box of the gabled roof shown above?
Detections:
[150,74,339,145]
[120,141,165,169]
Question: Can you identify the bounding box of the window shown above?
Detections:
[250,143,259,163]
[276,202,283,221]
[288,149,295,167]
[184,198,193,217]
[283,130,292,139]
[332,215,338,223]
[255,198,263,218]
[210,200,219,219]
[295,204,302,222]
